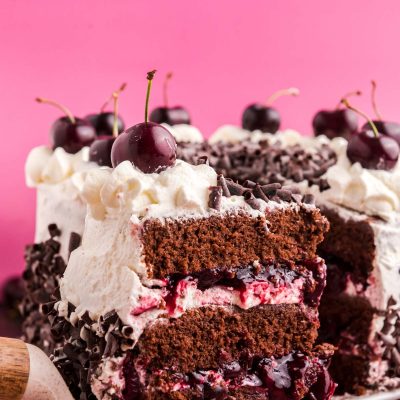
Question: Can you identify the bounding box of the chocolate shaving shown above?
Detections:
[208,186,223,210]
[68,232,81,257]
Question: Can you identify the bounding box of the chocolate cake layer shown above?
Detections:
[318,205,375,281]
[137,304,319,373]
[143,208,328,278]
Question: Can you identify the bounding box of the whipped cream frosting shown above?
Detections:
[316,137,400,222]
[162,123,204,143]
[25,145,93,186]
[25,146,97,259]
[81,159,285,221]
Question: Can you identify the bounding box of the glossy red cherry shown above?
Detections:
[89,137,115,167]
[149,73,191,125]
[86,112,125,137]
[36,97,96,154]
[342,99,399,170]
[361,120,400,146]
[150,106,191,125]
[89,85,125,167]
[111,122,176,172]
[242,87,299,134]
[313,109,358,140]
[360,81,400,146]
[242,104,280,133]
[111,70,177,173]
[347,130,399,170]
[312,91,361,140]
[50,117,96,154]
[86,83,127,136]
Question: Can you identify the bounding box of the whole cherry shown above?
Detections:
[312,91,361,140]
[149,72,191,125]
[242,87,299,134]
[361,80,400,146]
[36,98,96,154]
[89,85,126,167]
[86,83,126,136]
[342,99,399,170]
[111,70,177,173]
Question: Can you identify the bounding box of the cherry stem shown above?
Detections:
[163,72,173,107]
[335,90,362,110]
[100,83,127,113]
[112,91,122,138]
[35,97,76,124]
[266,87,300,105]
[371,80,383,121]
[341,98,379,138]
[145,70,157,123]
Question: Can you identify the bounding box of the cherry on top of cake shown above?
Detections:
[341,98,399,171]
[149,71,191,126]
[359,80,400,147]
[35,97,97,154]
[35,85,126,155]
[312,90,361,141]
[85,83,126,138]
[111,70,177,174]
[88,83,127,168]
[242,87,300,134]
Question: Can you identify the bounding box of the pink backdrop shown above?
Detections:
[1,0,400,284]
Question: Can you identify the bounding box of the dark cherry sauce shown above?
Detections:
[122,351,335,400]
[163,259,326,314]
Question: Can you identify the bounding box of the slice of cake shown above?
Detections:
[46,157,335,400]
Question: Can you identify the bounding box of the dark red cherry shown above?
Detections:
[86,112,125,136]
[361,120,400,146]
[242,103,280,133]
[50,116,96,154]
[111,71,177,173]
[312,109,358,140]
[242,87,299,134]
[150,106,191,125]
[36,97,96,154]
[347,130,399,170]
[111,122,176,173]
[89,137,115,167]
[149,72,191,126]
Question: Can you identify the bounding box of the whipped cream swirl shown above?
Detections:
[317,137,400,221]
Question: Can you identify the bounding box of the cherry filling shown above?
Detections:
[121,351,336,400]
[163,259,326,313]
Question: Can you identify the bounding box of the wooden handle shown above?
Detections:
[0,337,29,400]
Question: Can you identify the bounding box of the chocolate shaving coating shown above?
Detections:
[19,224,68,355]
[177,139,337,192]
[178,139,336,209]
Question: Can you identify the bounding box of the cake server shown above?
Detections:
[0,337,73,400]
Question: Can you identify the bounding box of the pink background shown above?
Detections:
[1,0,400,284]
